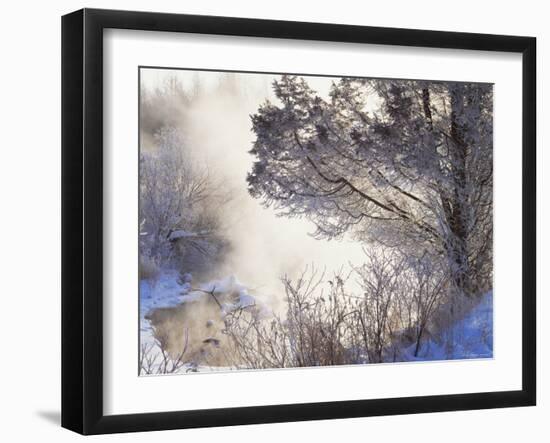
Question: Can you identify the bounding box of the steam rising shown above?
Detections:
[140,69,366,307]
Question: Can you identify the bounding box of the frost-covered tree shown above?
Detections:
[247,76,493,295]
[140,76,200,149]
[140,127,228,275]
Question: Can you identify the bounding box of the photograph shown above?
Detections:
[138,68,494,375]
[58,3,539,437]
[0,0,542,439]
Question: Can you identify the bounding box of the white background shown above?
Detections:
[0,0,547,441]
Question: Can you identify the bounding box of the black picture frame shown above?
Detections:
[61,8,536,435]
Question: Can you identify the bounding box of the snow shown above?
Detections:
[404,291,493,361]
[198,275,245,294]
[187,275,268,316]
[140,271,493,373]
[139,271,189,347]
[139,273,263,320]
[140,271,186,314]
[140,271,266,354]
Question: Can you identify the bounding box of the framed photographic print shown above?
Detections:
[61,8,536,435]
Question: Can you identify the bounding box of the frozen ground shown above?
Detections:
[139,271,188,348]
[404,291,493,361]
[139,271,266,352]
[140,272,493,373]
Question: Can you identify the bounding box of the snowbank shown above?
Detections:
[187,275,266,316]
[140,271,266,347]
[404,291,493,361]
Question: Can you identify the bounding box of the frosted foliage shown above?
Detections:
[248,76,493,295]
[137,72,494,375]
[139,127,227,275]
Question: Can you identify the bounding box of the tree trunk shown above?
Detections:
[448,85,472,296]
[422,86,472,295]
[413,325,424,357]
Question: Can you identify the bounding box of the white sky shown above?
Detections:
[140,67,339,100]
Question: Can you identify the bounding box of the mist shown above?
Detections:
[139,69,494,375]
[140,68,366,307]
